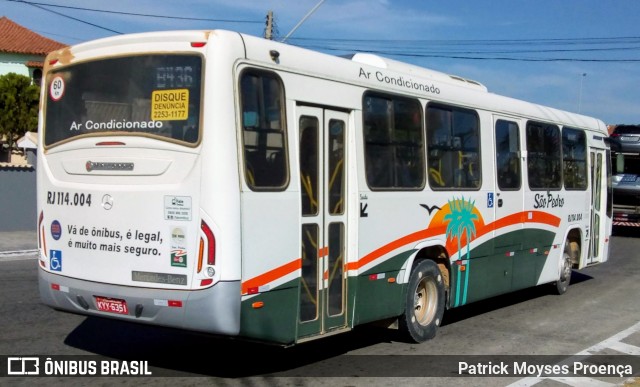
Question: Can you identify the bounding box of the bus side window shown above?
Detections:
[526,122,561,190]
[562,127,587,190]
[426,103,481,190]
[300,117,319,216]
[495,119,521,190]
[328,119,345,215]
[239,70,289,190]
[363,92,424,190]
[364,122,393,187]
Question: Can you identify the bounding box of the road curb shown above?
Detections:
[0,249,38,260]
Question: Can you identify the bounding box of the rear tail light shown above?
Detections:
[38,211,44,249]
[197,220,216,273]
[38,211,47,257]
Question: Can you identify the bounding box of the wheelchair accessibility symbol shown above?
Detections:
[50,250,62,271]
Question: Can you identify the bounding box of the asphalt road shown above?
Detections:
[0,228,639,386]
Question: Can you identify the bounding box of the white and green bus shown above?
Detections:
[37,29,612,345]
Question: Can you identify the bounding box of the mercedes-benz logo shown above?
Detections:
[101,194,113,210]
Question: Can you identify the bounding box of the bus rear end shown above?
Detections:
[37,31,241,335]
[612,152,640,226]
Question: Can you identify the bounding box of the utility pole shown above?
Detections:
[264,10,274,40]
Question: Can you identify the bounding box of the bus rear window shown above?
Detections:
[44,54,202,147]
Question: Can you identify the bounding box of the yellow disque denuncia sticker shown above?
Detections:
[151,89,189,121]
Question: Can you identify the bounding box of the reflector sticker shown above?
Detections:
[154,299,183,307]
[51,284,69,292]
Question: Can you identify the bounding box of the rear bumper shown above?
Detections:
[39,268,241,335]
[612,203,640,226]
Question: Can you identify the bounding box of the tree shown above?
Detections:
[0,72,40,152]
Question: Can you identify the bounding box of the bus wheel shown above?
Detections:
[399,260,445,343]
[554,245,573,295]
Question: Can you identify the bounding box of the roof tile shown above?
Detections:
[0,16,66,55]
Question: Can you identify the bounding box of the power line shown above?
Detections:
[31,28,85,43]
[18,1,122,34]
[299,43,640,55]
[289,36,640,46]
[307,46,640,62]
[288,35,640,63]
[6,0,263,24]
[6,0,639,62]
[286,34,640,62]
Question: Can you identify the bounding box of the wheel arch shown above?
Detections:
[563,227,582,269]
[401,240,451,303]
[554,227,581,295]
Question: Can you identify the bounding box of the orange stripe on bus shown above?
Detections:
[346,211,560,272]
[346,226,447,271]
[240,211,561,291]
[525,211,561,227]
[318,247,328,258]
[491,212,525,233]
[241,258,302,295]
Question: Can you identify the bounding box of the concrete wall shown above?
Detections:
[0,154,37,231]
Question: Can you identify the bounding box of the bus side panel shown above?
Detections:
[352,250,411,325]
[239,192,300,343]
[451,233,511,305]
[459,228,556,304]
[508,229,555,290]
[239,280,299,344]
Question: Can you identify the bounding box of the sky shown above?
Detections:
[3,0,640,125]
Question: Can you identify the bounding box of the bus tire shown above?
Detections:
[554,244,574,295]
[399,259,445,343]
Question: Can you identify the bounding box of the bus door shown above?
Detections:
[297,106,349,339]
[493,117,525,290]
[587,148,606,265]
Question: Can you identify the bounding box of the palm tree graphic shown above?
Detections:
[444,196,478,306]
